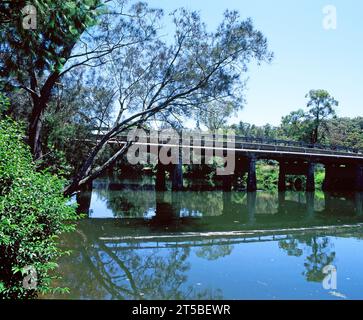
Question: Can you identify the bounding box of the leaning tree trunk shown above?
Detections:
[64,140,133,196]
[28,101,45,160]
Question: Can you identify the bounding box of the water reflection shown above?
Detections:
[77,178,363,232]
[47,178,363,300]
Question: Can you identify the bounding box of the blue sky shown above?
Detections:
[147,0,363,126]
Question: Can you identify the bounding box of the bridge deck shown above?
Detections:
[106,139,363,160]
[88,131,363,160]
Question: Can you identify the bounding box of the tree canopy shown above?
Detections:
[1,1,273,194]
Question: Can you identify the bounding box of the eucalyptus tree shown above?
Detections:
[41,69,118,176]
[0,0,162,158]
[63,9,273,194]
[280,109,314,143]
[197,101,235,131]
[279,90,338,144]
[305,89,338,144]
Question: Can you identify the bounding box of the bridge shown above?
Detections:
[91,130,363,192]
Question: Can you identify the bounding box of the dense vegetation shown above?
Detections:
[0,109,78,299]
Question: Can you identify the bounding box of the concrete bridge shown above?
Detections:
[93,131,363,192]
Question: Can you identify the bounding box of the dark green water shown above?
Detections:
[47,178,363,300]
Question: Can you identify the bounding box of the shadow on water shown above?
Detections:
[47,177,363,300]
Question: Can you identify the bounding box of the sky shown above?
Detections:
[146,0,363,126]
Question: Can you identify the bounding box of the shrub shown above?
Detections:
[315,170,325,190]
[0,116,78,299]
[256,162,279,191]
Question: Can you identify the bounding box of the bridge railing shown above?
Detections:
[198,133,361,155]
[91,130,362,155]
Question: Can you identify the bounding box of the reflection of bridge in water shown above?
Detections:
[97,224,363,250]
[77,182,363,241]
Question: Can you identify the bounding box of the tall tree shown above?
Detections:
[305,89,338,144]
[63,9,273,194]
[0,0,161,158]
[280,109,314,142]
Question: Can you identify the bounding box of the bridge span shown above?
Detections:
[92,131,363,192]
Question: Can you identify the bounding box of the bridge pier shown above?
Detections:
[278,160,315,191]
[222,175,233,191]
[278,162,286,191]
[171,163,183,191]
[154,192,176,224]
[306,162,315,192]
[247,156,257,192]
[356,165,363,191]
[155,164,167,191]
[323,163,363,192]
[322,164,332,191]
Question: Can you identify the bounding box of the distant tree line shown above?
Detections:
[231,90,363,151]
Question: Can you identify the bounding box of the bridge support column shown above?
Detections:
[322,164,333,191]
[247,156,257,192]
[222,175,233,191]
[155,164,167,191]
[306,162,315,192]
[278,162,286,191]
[355,164,363,191]
[323,163,362,192]
[171,163,183,191]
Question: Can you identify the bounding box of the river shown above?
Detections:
[45,177,363,300]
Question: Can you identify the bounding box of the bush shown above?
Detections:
[0,116,78,299]
[315,170,325,190]
[256,162,279,191]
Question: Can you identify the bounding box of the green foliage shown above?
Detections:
[315,170,325,191]
[36,146,73,178]
[280,109,314,143]
[231,122,280,139]
[325,117,363,150]
[0,93,10,116]
[40,73,117,177]
[278,90,338,144]
[305,90,338,144]
[0,117,78,299]
[256,162,279,191]
[0,0,104,88]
